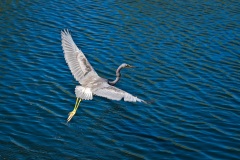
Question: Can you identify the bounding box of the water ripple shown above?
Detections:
[0,0,240,159]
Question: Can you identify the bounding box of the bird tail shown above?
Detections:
[75,86,93,100]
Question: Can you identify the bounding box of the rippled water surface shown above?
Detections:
[0,0,240,159]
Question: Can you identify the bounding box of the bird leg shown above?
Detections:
[67,98,82,122]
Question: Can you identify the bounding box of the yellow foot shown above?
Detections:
[67,110,76,122]
[67,98,82,123]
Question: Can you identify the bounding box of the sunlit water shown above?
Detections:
[0,0,239,159]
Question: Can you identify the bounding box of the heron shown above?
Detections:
[61,30,145,122]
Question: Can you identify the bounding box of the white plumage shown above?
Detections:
[75,86,93,100]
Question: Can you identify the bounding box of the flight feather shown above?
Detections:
[61,30,99,84]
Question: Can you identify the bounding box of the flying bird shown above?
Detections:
[61,30,145,122]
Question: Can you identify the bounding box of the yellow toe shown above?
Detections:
[67,111,76,122]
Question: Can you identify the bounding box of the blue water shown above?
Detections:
[0,0,239,159]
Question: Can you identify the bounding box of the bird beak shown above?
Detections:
[127,65,135,68]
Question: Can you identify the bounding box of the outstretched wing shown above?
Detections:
[61,30,99,84]
[94,85,145,103]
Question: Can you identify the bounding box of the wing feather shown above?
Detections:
[94,85,145,103]
[61,30,99,84]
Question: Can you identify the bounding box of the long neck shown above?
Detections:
[108,65,123,86]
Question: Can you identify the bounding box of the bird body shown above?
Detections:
[61,30,145,122]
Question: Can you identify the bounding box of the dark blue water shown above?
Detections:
[0,0,239,159]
